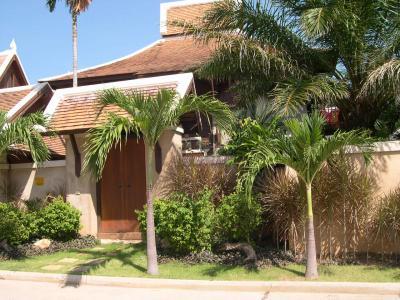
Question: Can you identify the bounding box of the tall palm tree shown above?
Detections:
[46,0,92,87]
[239,112,372,279]
[83,89,234,275]
[0,111,50,162]
[184,0,400,132]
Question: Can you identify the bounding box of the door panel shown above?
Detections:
[100,138,146,234]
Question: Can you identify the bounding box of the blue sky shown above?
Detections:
[0,0,178,83]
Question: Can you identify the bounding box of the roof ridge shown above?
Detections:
[0,85,35,94]
[39,39,165,82]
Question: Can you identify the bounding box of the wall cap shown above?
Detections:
[0,160,66,170]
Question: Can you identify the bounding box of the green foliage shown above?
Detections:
[373,99,400,139]
[0,203,30,245]
[36,198,81,241]
[137,190,215,254]
[220,117,280,163]
[215,192,262,243]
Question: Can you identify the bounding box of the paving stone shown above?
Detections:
[91,247,105,251]
[41,265,63,271]
[58,258,79,264]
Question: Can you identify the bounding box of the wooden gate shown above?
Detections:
[99,137,146,239]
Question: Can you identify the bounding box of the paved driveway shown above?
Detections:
[1,280,398,300]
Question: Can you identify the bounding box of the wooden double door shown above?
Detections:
[99,137,146,236]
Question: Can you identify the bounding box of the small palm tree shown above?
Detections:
[0,111,50,162]
[83,88,234,275]
[240,112,372,279]
[46,0,92,87]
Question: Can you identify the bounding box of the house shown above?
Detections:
[34,0,224,239]
[0,41,66,201]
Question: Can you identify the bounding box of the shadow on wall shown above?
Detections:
[0,166,66,202]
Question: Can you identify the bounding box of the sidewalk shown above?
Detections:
[0,270,399,296]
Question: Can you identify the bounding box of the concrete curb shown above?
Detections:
[0,270,399,295]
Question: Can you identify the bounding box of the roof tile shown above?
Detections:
[0,87,33,112]
[50,83,177,132]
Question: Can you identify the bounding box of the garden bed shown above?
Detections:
[0,235,98,261]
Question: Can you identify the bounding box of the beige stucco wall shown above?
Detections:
[289,141,400,256]
[64,134,98,236]
[0,161,66,202]
[64,128,182,237]
[349,141,400,197]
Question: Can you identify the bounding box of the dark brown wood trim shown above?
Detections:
[69,134,81,177]
[155,142,162,174]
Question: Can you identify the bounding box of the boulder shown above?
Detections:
[0,240,13,252]
[33,239,51,249]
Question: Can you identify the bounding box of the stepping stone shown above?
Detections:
[58,258,79,264]
[41,265,63,271]
[91,247,105,251]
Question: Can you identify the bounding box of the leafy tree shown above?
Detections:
[83,88,234,275]
[0,111,50,163]
[238,112,372,279]
[46,0,92,87]
[185,0,400,134]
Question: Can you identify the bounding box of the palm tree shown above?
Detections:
[0,111,50,163]
[83,89,234,275]
[46,0,92,87]
[239,112,372,279]
[184,0,400,133]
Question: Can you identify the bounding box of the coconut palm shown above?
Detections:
[46,0,92,87]
[184,0,400,132]
[239,112,372,279]
[0,111,50,162]
[83,88,234,275]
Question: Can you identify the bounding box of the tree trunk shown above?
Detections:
[305,184,318,279]
[72,12,78,88]
[145,145,159,275]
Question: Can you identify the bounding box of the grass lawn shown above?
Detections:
[0,243,400,282]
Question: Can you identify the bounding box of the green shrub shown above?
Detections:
[36,197,81,241]
[137,190,215,254]
[215,192,262,243]
[0,203,30,245]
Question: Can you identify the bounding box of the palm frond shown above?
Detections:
[83,113,138,180]
[2,112,51,163]
[360,59,400,98]
[176,94,235,134]
[84,88,234,180]
[272,75,349,116]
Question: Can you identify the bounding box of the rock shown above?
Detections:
[33,239,51,250]
[219,242,257,264]
[0,240,13,253]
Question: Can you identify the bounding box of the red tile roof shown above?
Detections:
[43,135,66,156]
[0,86,33,112]
[49,81,182,133]
[42,37,214,82]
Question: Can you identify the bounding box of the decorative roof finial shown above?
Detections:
[10,39,17,51]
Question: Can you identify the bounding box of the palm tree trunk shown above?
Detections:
[145,145,159,275]
[72,12,78,88]
[305,183,318,279]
